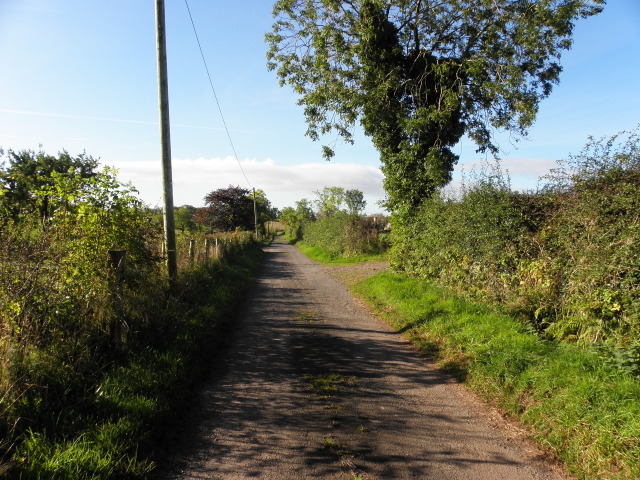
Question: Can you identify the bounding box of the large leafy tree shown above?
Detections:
[295,198,316,221]
[174,205,198,232]
[197,185,255,232]
[254,189,280,227]
[345,188,366,215]
[0,149,99,220]
[196,186,277,233]
[266,0,604,209]
[314,186,346,216]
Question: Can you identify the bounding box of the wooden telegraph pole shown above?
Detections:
[155,0,177,284]
[253,188,259,239]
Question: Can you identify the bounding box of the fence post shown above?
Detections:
[108,249,126,346]
[108,250,127,292]
[189,239,195,264]
[204,238,210,260]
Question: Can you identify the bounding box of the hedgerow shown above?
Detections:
[391,127,640,372]
[0,150,261,477]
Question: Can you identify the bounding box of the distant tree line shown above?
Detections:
[279,186,389,257]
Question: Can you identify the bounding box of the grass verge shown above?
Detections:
[296,241,386,265]
[353,271,640,480]
[9,243,264,479]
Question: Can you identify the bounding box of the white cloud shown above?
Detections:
[108,156,387,213]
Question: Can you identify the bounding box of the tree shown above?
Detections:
[314,186,345,216]
[198,185,255,232]
[174,205,198,232]
[266,0,604,209]
[196,186,277,233]
[253,189,280,229]
[0,148,99,220]
[279,206,298,226]
[279,197,318,242]
[344,189,366,215]
[295,198,316,221]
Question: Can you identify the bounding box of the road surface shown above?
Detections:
[158,236,567,480]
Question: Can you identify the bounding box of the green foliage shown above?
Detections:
[303,212,388,258]
[310,186,367,217]
[296,241,386,266]
[0,149,264,477]
[279,198,316,243]
[313,186,346,216]
[267,0,604,209]
[0,149,99,220]
[280,186,384,256]
[174,205,198,233]
[0,162,163,473]
[344,189,366,216]
[391,128,640,356]
[356,271,640,480]
[254,189,279,232]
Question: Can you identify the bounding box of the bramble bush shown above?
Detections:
[0,164,164,465]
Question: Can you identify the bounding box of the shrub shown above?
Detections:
[391,127,640,357]
[303,213,388,257]
[0,166,164,468]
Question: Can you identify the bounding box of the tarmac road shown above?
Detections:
[158,236,567,480]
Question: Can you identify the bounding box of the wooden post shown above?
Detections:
[155,0,177,284]
[253,187,258,240]
[108,250,127,289]
[108,249,126,345]
[204,238,210,259]
[189,239,195,263]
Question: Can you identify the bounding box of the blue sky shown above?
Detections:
[0,0,638,213]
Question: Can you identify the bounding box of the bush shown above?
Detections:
[0,167,164,463]
[303,213,389,257]
[391,127,640,359]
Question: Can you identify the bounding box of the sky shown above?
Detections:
[0,0,639,214]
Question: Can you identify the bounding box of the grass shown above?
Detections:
[295,241,387,265]
[353,271,640,480]
[304,374,358,396]
[7,242,264,479]
[294,310,317,324]
[323,436,351,457]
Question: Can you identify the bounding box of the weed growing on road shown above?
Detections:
[305,374,358,396]
[294,310,317,324]
[323,436,351,457]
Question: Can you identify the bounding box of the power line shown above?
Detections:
[183,0,253,189]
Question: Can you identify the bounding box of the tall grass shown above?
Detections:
[296,241,387,265]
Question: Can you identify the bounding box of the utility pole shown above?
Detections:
[253,187,259,239]
[155,0,177,284]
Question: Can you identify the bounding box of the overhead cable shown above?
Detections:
[183,0,253,189]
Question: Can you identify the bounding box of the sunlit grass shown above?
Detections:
[296,241,387,265]
[355,271,640,480]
